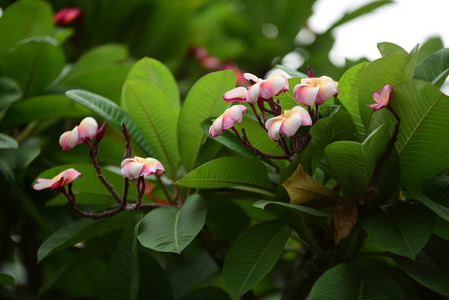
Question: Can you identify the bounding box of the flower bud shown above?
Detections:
[59,117,98,151]
[54,8,82,26]
[367,84,391,111]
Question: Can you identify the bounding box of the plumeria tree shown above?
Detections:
[1,0,449,300]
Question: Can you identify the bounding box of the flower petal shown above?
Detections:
[267,119,282,141]
[223,87,248,103]
[293,85,319,107]
[279,113,302,137]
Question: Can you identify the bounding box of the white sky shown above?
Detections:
[308,0,449,66]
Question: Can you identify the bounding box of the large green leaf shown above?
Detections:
[337,62,370,138]
[325,125,390,195]
[175,157,274,190]
[137,194,206,254]
[392,80,449,185]
[300,105,358,175]
[416,37,444,64]
[392,236,449,297]
[0,0,53,58]
[414,48,449,87]
[0,134,18,149]
[0,145,40,185]
[101,216,141,300]
[223,220,291,299]
[126,57,180,110]
[138,247,174,300]
[65,89,154,157]
[37,212,135,262]
[178,70,235,171]
[362,202,435,259]
[33,163,137,201]
[2,39,65,98]
[0,273,15,287]
[0,95,91,129]
[57,44,131,103]
[377,42,407,57]
[309,264,405,300]
[122,79,179,179]
[407,176,449,222]
[0,77,22,121]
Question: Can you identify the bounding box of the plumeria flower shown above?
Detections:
[244,70,289,103]
[121,157,165,180]
[54,8,82,26]
[59,117,98,151]
[223,87,248,103]
[33,168,82,190]
[265,106,312,141]
[367,84,392,111]
[209,105,247,138]
[293,76,338,107]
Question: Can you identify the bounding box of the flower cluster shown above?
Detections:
[209,67,339,159]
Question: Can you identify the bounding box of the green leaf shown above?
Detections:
[178,70,235,171]
[102,216,141,300]
[0,133,18,149]
[176,157,273,190]
[138,194,207,254]
[0,77,22,121]
[328,1,393,31]
[0,95,91,129]
[122,79,180,179]
[276,77,302,110]
[181,287,230,300]
[414,48,449,88]
[337,62,370,138]
[57,44,131,103]
[300,105,358,174]
[253,200,328,247]
[378,42,407,56]
[417,37,444,64]
[2,39,65,98]
[325,125,390,195]
[0,0,53,58]
[65,89,154,157]
[138,247,174,300]
[37,212,135,262]
[0,273,15,287]
[392,236,449,297]
[392,80,449,185]
[33,163,137,201]
[0,145,40,185]
[362,202,435,259]
[407,176,449,222]
[309,264,406,300]
[126,57,180,110]
[223,220,291,299]
[275,65,306,78]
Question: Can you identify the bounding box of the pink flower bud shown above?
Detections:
[120,157,165,180]
[265,106,312,141]
[367,84,392,111]
[223,87,248,103]
[244,70,289,103]
[33,168,82,190]
[59,117,98,151]
[54,8,82,26]
[209,105,247,138]
[293,76,338,106]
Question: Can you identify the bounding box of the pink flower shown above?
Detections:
[367,84,392,111]
[265,106,312,141]
[59,117,98,151]
[223,87,248,103]
[121,157,165,180]
[54,8,82,26]
[209,105,247,138]
[33,168,82,190]
[244,70,289,103]
[293,76,338,106]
